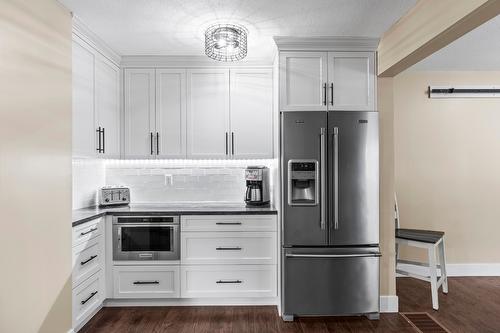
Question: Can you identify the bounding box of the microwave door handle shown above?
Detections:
[117,227,121,250]
[320,127,326,230]
[333,127,339,230]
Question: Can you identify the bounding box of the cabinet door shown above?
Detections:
[156,69,187,158]
[279,52,328,111]
[124,69,156,158]
[72,38,96,157]
[186,69,230,158]
[328,52,375,111]
[95,55,120,158]
[230,69,273,158]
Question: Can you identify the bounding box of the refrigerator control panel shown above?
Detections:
[288,160,319,206]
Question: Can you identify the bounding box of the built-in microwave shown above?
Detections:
[112,215,179,261]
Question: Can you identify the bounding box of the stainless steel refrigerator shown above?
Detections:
[281,111,380,321]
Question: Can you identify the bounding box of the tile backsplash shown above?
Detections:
[72,159,106,209]
[73,159,276,208]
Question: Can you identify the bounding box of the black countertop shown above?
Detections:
[72,203,277,227]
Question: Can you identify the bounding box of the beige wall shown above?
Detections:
[394,71,500,264]
[0,1,73,332]
[378,78,397,296]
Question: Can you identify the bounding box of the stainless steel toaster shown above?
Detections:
[99,186,130,206]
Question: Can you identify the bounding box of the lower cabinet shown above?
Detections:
[180,265,276,298]
[72,218,105,331]
[72,271,105,328]
[179,215,278,299]
[113,265,180,298]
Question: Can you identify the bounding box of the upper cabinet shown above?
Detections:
[328,52,375,111]
[72,38,96,158]
[186,69,230,159]
[95,55,120,157]
[123,67,274,160]
[123,69,156,158]
[230,69,273,159]
[279,52,328,111]
[124,69,186,159]
[279,50,376,112]
[72,35,121,158]
[156,69,187,158]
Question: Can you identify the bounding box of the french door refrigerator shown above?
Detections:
[281,111,380,321]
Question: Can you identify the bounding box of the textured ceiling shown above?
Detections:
[58,0,416,61]
[412,15,500,71]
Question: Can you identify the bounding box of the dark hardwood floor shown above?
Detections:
[80,277,500,333]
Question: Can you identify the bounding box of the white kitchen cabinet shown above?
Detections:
[186,69,230,158]
[72,37,96,157]
[123,68,156,158]
[180,265,277,298]
[95,54,121,157]
[181,231,277,265]
[72,35,121,158]
[112,265,180,298]
[72,271,105,330]
[72,218,105,331]
[279,51,376,112]
[328,52,375,111]
[179,215,278,300]
[156,69,187,158]
[230,69,273,158]
[279,52,328,111]
[181,215,277,232]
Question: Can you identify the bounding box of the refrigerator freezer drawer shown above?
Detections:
[283,248,380,316]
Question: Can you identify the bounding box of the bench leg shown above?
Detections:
[438,238,448,294]
[428,245,439,310]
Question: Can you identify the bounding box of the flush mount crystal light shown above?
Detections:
[205,23,248,62]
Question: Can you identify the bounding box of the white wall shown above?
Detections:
[0,1,73,332]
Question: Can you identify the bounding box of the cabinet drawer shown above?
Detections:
[181,232,276,265]
[181,265,276,298]
[181,215,277,232]
[72,236,103,287]
[73,218,103,247]
[113,266,180,298]
[72,271,104,329]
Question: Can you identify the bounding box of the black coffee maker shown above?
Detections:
[244,166,270,206]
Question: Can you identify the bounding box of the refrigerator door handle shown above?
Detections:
[286,253,381,259]
[320,127,327,230]
[333,127,339,230]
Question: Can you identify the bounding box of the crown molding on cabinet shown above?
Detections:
[120,55,274,68]
[273,36,379,52]
[72,15,121,66]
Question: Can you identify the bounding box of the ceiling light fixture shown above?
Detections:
[205,23,248,62]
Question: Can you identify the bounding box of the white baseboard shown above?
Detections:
[397,263,500,277]
[379,295,398,313]
[104,297,279,307]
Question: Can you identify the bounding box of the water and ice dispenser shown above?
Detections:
[287,160,319,206]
